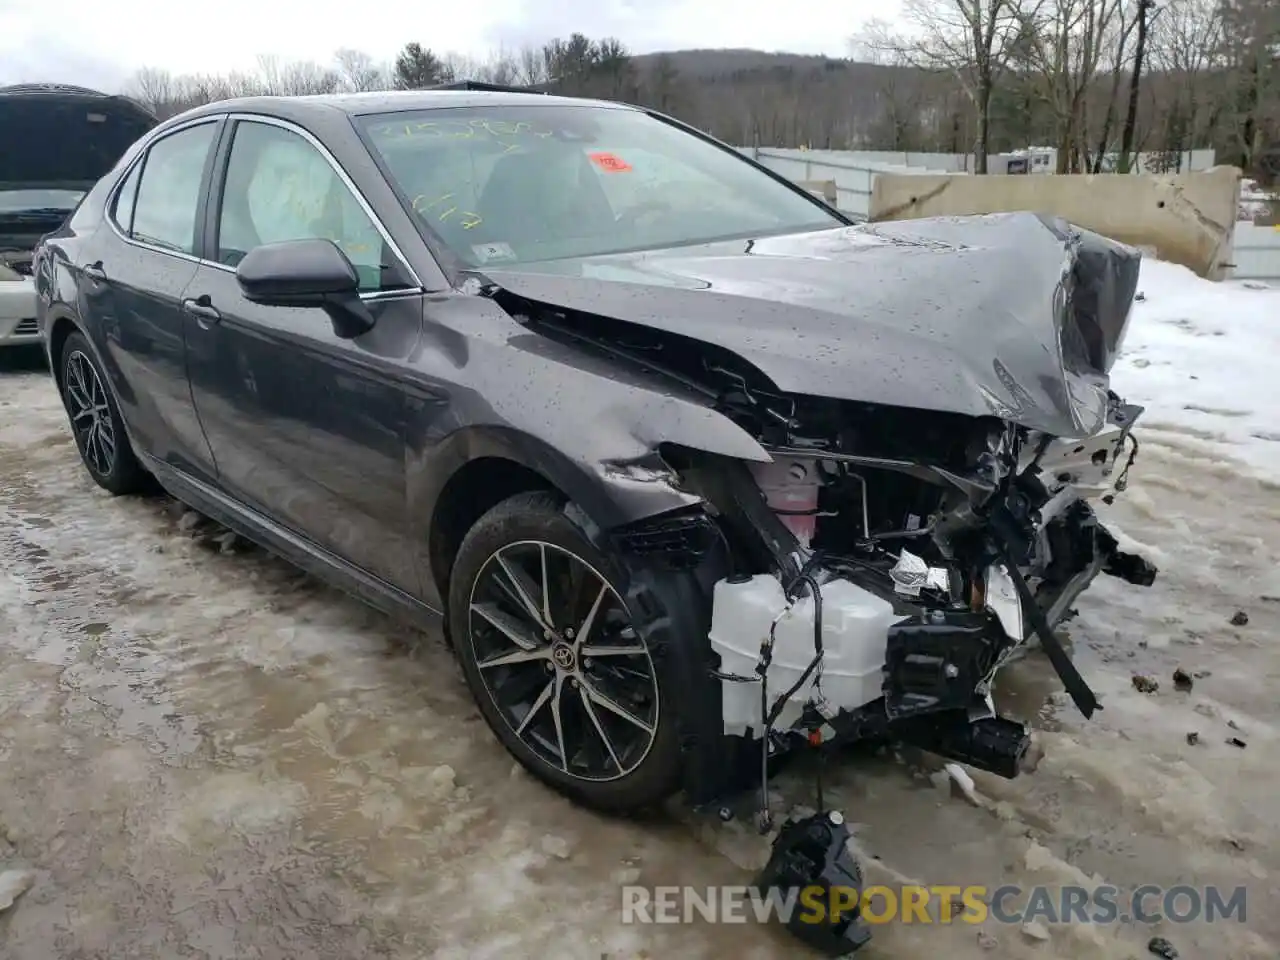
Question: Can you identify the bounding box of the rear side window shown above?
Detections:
[110,161,143,234]
[129,123,218,255]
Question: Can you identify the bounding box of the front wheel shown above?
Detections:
[59,331,148,495]
[448,491,683,813]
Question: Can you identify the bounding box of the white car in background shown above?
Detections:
[0,83,155,347]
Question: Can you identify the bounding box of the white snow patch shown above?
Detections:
[0,869,35,911]
[1115,259,1280,479]
[1098,521,1167,567]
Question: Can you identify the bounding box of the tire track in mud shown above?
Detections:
[1,368,1278,959]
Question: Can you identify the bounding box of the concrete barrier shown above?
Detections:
[869,166,1243,281]
[797,179,838,205]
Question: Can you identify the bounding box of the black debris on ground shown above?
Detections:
[1132,674,1159,694]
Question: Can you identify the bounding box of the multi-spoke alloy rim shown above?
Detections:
[467,540,659,782]
[64,350,115,477]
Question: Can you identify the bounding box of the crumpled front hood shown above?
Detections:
[480,212,1141,438]
[0,84,156,187]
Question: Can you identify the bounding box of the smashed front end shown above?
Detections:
[476,205,1158,954]
[666,385,1156,784]
[489,212,1157,815]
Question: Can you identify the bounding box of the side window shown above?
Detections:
[217,121,410,293]
[110,160,143,234]
[130,123,218,255]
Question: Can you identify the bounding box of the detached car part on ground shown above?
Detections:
[31,91,1156,957]
[0,84,156,346]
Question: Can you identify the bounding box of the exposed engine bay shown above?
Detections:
[480,213,1157,955]
[663,370,1156,773]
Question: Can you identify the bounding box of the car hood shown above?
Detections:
[0,83,156,188]
[478,212,1141,438]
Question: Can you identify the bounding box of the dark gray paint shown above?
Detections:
[33,89,1139,621]
[480,212,1140,439]
[182,263,427,595]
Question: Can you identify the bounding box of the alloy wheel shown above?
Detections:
[64,350,116,477]
[467,540,659,782]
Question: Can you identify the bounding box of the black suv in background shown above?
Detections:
[0,83,155,348]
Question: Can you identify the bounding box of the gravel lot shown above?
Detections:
[1,345,1276,960]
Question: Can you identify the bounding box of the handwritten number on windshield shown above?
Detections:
[412,192,483,230]
[373,118,554,143]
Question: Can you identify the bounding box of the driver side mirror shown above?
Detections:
[235,238,374,339]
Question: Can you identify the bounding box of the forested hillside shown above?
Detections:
[126,0,1278,181]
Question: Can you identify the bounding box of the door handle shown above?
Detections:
[82,261,106,282]
[182,296,222,325]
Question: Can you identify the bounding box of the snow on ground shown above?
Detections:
[1116,258,1280,478]
[0,256,1277,960]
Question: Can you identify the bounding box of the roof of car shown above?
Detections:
[181,89,635,121]
[0,82,153,114]
[0,82,121,99]
[0,83,157,128]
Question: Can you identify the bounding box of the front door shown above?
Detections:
[184,117,425,595]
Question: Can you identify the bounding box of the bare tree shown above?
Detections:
[515,45,551,86]
[255,54,284,96]
[1117,0,1161,171]
[276,60,341,96]
[860,0,1038,172]
[441,49,521,85]
[851,28,929,152]
[1149,0,1224,169]
[127,67,175,116]
[334,48,387,92]
[1020,0,1126,171]
[115,34,1250,163]
[1216,0,1280,178]
[1085,0,1142,172]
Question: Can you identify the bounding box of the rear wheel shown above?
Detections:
[448,492,683,812]
[59,331,148,495]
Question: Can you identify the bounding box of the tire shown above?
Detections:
[59,331,149,496]
[448,491,683,813]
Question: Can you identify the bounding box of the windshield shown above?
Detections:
[0,188,85,216]
[357,104,842,266]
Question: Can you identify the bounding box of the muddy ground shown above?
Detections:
[1,346,1276,959]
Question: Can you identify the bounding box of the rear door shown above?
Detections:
[85,118,223,481]
[183,116,425,595]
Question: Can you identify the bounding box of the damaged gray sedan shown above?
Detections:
[34,88,1155,934]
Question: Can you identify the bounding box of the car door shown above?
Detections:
[83,118,223,481]
[183,116,425,596]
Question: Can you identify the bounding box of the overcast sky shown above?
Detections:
[0,0,878,91]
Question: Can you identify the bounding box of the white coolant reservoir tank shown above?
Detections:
[708,574,906,738]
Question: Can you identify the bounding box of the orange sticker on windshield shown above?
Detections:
[589,152,633,173]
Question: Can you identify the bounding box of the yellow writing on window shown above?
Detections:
[411,192,483,230]
[373,117,554,143]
